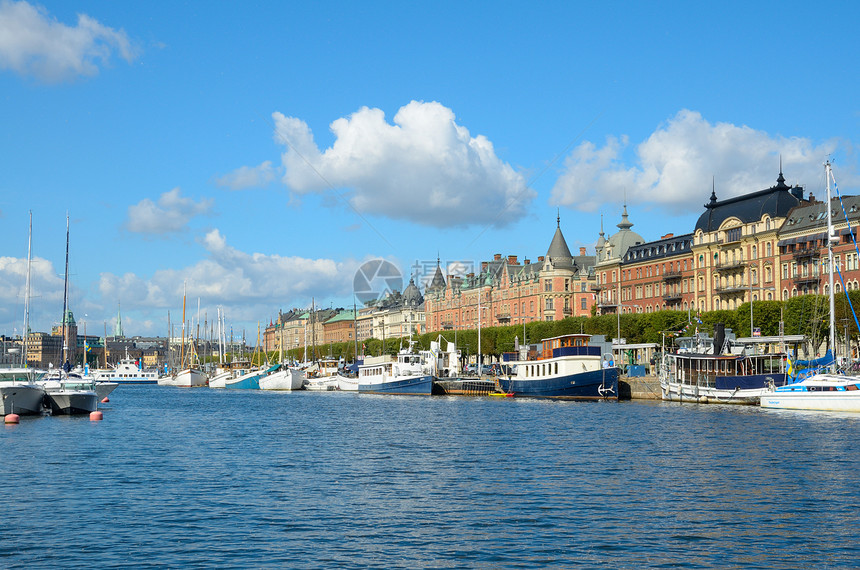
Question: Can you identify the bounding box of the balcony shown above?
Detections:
[441,320,454,330]
[714,260,747,272]
[562,307,572,316]
[794,274,820,286]
[662,270,683,282]
[793,248,820,261]
[663,293,683,304]
[713,285,748,296]
[495,313,511,323]
[591,283,605,292]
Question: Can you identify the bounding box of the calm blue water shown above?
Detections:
[2,387,860,568]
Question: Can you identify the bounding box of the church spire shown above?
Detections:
[115,302,123,338]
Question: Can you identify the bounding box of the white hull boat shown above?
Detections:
[41,376,98,415]
[336,374,359,392]
[159,368,207,388]
[259,367,304,391]
[208,370,232,389]
[1,368,47,415]
[760,374,860,411]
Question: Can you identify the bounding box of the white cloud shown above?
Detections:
[0,255,69,335]
[125,188,214,235]
[95,229,367,334]
[215,161,277,190]
[550,109,842,214]
[0,0,137,82]
[273,100,535,227]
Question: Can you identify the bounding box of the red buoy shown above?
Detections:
[101,397,109,403]
[89,411,104,421]
[5,413,20,424]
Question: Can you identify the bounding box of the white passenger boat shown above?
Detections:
[93,349,158,384]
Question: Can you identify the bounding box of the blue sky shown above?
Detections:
[1,0,858,339]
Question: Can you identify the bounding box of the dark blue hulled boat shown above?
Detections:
[497,334,619,400]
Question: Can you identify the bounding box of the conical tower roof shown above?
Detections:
[546,214,573,267]
[428,256,446,291]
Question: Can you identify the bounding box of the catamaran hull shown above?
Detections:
[0,385,46,415]
[498,368,619,400]
[760,392,860,411]
[359,374,434,396]
[45,391,99,415]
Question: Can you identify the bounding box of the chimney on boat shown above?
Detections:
[713,323,725,355]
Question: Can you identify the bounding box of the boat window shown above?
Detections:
[554,362,558,375]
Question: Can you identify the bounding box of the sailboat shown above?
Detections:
[1,211,48,416]
[760,161,860,411]
[42,214,99,415]
[260,322,304,390]
[159,282,207,387]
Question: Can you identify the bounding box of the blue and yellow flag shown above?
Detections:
[786,355,794,379]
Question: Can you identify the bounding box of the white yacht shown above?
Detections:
[94,349,158,384]
[1,368,47,415]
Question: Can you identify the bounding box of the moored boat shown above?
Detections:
[660,326,790,405]
[93,348,158,384]
[259,365,305,391]
[358,342,434,396]
[760,161,860,412]
[0,368,47,415]
[497,333,619,400]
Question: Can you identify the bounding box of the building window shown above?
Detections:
[581,298,586,310]
[544,279,552,292]
[546,298,553,310]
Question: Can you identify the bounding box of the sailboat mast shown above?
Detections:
[826,161,837,371]
[22,211,32,367]
[60,213,70,368]
[180,281,187,369]
[353,297,358,362]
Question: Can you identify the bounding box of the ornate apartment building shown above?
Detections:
[594,169,830,316]
[424,218,597,331]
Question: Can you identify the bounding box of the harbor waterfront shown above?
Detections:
[3,386,860,568]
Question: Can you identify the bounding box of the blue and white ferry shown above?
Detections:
[497,334,619,400]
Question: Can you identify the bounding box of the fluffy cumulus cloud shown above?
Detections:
[214,161,277,190]
[96,229,363,334]
[272,101,535,227]
[0,0,137,82]
[125,188,214,235]
[0,255,70,334]
[550,110,841,214]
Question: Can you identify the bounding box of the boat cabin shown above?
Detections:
[537,334,600,360]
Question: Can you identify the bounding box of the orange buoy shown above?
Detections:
[5,413,20,424]
[89,411,104,421]
[101,397,109,403]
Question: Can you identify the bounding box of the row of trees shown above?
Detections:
[258,291,860,365]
